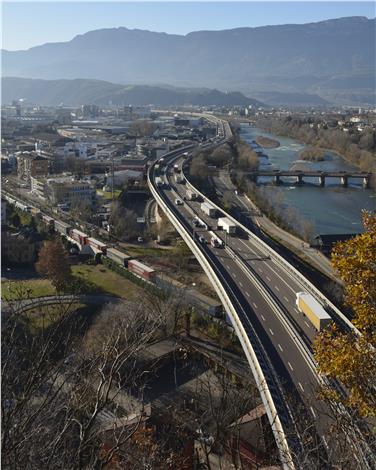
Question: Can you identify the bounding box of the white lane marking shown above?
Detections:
[278,344,283,352]
[252,302,258,309]
[304,321,310,328]
[239,282,243,288]
[294,308,300,314]
[269,328,274,336]
[261,315,266,321]
[226,264,230,269]
[298,382,305,392]
[310,406,317,418]
[259,268,263,273]
[245,292,250,297]
[275,285,280,292]
[266,276,271,282]
[322,436,329,450]
[284,296,289,303]
[233,273,237,278]
[288,362,294,371]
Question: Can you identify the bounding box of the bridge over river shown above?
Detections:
[235,170,372,188]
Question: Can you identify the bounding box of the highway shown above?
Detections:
[148,116,374,469]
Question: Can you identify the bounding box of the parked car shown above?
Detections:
[198,235,206,244]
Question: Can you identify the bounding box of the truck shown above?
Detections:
[295,292,332,331]
[155,177,163,188]
[217,217,236,235]
[186,189,198,201]
[209,231,224,248]
[201,202,216,218]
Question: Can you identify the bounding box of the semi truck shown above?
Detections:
[295,292,332,331]
[201,202,216,218]
[217,217,236,235]
[186,189,198,201]
[209,231,224,248]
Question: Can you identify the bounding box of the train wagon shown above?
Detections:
[106,247,131,268]
[128,259,156,282]
[54,220,71,236]
[42,214,55,230]
[87,237,107,254]
[296,292,332,331]
[70,228,89,246]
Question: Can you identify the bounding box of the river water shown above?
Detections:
[240,123,375,235]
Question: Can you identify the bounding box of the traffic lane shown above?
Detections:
[228,236,317,344]
[168,173,317,343]
[173,183,317,343]
[231,236,318,342]
[160,175,331,443]
[163,180,320,400]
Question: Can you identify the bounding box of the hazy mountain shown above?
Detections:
[2,17,375,105]
[1,77,265,107]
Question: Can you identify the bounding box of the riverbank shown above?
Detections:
[255,135,280,148]
[254,120,375,188]
[238,123,375,235]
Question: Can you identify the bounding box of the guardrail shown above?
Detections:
[181,161,360,337]
[148,153,296,470]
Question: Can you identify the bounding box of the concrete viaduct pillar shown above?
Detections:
[274,175,280,185]
[319,175,325,187]
[296,174,303,185]
[341,176,348,188]
[363,176,370,189]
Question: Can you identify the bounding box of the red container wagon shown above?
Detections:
[128,259,156,282]
[87,237,107,254]
[71,228,89,246]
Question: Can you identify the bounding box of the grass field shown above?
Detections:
[71,264,142,299]
[2,263,143,301]
[2,278,55,300]
[96,189,121,200]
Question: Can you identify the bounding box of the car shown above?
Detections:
[137,236,144,243]
[198,235,206,244]
[192,218,200,227]
[175,198,183,206]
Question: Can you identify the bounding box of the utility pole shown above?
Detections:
[111,156,114,201]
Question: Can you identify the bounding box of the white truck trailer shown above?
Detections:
[217,217,236,235]
[186,189,198,201]
[296,292,332,331]
[201,202,217,218]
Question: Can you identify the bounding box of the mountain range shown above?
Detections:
[1,77,264,107]
[2,16,375,106]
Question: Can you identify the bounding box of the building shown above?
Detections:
[47,177,96,205]
[105,169,143,188]
[17,153,49,181]
[31,175,96,206]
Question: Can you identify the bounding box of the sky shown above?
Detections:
[2,1,375,50]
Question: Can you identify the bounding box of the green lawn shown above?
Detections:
[2,278,55,301]
[2,264,143,301]
[71,264,142,299]
[96,189,121,200]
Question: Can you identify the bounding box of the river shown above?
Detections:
[240,123,375,235]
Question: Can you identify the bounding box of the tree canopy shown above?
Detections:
[314,210,376,417]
